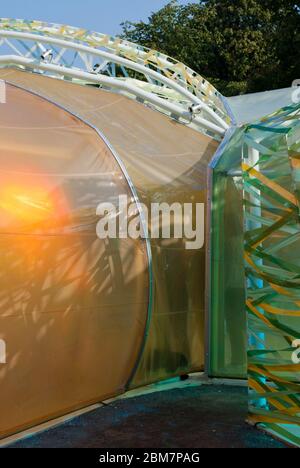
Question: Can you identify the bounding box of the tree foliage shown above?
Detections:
[121,0,300,96]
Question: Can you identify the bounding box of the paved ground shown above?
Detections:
[7,383,287,448]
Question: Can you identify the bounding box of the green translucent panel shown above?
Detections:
[210,104,300,447]
[210,129,247,378]
[243,105,300,447]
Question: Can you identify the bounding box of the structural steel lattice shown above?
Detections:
[0,18,231,139]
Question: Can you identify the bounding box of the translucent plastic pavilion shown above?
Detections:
[0,19,298,447]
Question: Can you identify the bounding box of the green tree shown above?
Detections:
[121,0,300,96]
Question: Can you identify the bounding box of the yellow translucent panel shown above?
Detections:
[0,83,149,438]
[0,70,218,392]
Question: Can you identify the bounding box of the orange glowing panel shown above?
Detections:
[0,81,149,441]
[0,170,70,232]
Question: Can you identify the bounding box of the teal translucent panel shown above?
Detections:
[209,129,247,379]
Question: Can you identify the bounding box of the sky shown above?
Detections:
[0,0,196,36]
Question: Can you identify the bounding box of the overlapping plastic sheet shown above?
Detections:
[0,82,150,437]
[208,88,296,381]
[0,70,218,436]
[243,104,300,446]
[1,66,299,447]
[227,88,293,125]
[209,129,247,378]
[210,102,300,446]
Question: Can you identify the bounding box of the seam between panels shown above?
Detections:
[4,80,154,391]
[220,94,237,127]
[97,128,153,390]
[205,126,237,377]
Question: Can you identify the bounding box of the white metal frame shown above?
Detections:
[0,18,231,139]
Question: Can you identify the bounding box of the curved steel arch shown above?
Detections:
[0,18,231,139]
